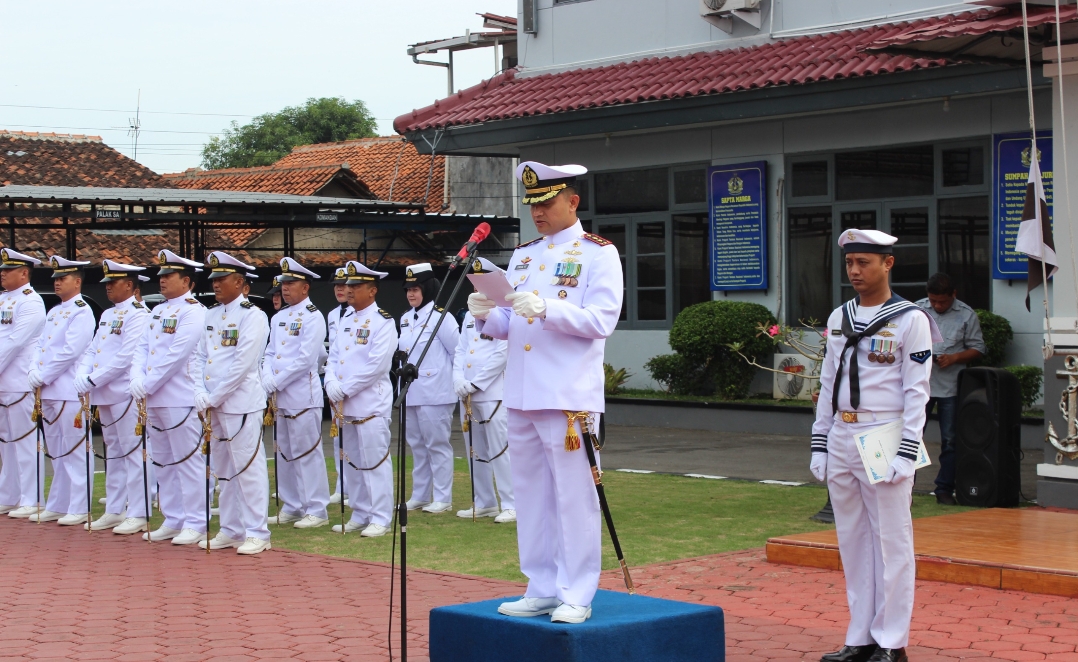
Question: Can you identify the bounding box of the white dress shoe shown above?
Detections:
[331,521,365,534]
[28,510,64,523]
[142,526,181,542]
[361,523,389,537]
[97,497,107,505]
[113,517,148,535]
[422,501,452,514]
[58,513,89,526]
[293,515,329,529]
[456,506,499,519]
[172,528,207,545]
[494,509,517,523]
[237,537,271,555]
[0,504,17,515]
[210,507,220,517]
[551,603,592,624]
[198,532,242,550]
[405,499,430,511]
[328,492,342,504]
[7,506,38,519]
[271,511,302,525]
[498,597,560,617]
[270,492,277,499]
[87,512,126,530]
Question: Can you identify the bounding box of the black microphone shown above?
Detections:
[449,222,492,269]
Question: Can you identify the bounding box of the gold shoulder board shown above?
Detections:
[582,233,612,247]
[516,237,543,249]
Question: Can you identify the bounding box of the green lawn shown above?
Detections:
[70,459,971,582]
[613,388,815,407]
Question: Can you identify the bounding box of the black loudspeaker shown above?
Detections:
[955,367,1022,507]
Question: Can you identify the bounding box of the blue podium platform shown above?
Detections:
[429,590,724,662]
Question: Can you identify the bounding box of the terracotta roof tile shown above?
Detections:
[162,163,373,198]
[0,130,171,188]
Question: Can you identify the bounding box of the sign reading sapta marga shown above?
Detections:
[708,161,768,291]
[993,131,1053,280]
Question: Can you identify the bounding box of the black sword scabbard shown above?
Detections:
[579,417,634,595]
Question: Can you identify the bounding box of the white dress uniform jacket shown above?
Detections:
[131,294,206,408]
[0,286,45,393]
[326,302,396,418]
[453,311,506,402]
[398,301,459,406]
[35,295,95,402]
[0,286,46,508]
[79,296,150,406]
[264,299,326,410]
[326,302,348,350]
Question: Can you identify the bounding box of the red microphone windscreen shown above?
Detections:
[471,222,491,242]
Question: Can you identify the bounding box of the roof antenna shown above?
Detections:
[128,89,142,161]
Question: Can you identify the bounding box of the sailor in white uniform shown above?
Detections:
[324,261,396,536]
[811,229,940,662]
[398,263,460,514]
[453,257,515,523]
[262,257,330,529]
[0,249,46,519]
[194,252,271,555]
[75,260,153,531]
[325,267,349,506]
[129,250,208,541]
[27,256,96,525]
[469,161,622,624]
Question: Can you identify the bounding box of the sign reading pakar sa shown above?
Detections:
[708,161,767,291]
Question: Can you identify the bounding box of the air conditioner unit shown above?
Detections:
[700,0,763,32]
[772,353,815,401]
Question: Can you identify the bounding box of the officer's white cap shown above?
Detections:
[344,260,388,284]
[838,229,897,254]
[157,249,203,275]
[101,259,146,283]
[137,275,150,282]
[0,248,42,269]
[48,255,91,278]
[206,251,255,280]
[329,267,348,284]
[470,257,504,275]
[403,262,435,288]
[514,161,588,205]
[279,257,320,282]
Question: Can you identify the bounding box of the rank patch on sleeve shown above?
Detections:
[909,350,932,364]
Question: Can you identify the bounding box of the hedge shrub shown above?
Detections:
[974,309,1013,367]
[1004,365,1043,409]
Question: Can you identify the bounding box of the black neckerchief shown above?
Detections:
[832,293,921,412]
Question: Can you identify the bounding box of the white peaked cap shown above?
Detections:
[206,251,255,279]
[279,256,320,281]
[344,260,388,284]
[838,228,898,254]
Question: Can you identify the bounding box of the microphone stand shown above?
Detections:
[390,248,478,662]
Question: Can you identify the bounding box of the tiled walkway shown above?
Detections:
[2,516,1078,661]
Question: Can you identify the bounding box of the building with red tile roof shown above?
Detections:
[163,163,375,199]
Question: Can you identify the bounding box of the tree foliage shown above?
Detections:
[201,97,378,169]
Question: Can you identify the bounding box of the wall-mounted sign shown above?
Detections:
[95,209,121,219]
[993,131,1053,280]
[316,213,338,222]
[708,161,768,291]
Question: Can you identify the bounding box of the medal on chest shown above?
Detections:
[0,310,11,325]
[288,321,302,336]
[355,328,370,345]
[553,259,582,287]
[110,319,124,335]
[161,318,178,334]
[220,329,239,347]
[868,339,896,364]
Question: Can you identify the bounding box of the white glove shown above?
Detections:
[74,375,93,395]
[325,381,346,403]
[129,378,147,400]
[885,456,916,484]
[505,291,547,319]
[810,453,828,482]
[454,380,478,399]
[194,392,211,414]
[261,373,277,395]
[27,370,44,389]
[468,292,496,320]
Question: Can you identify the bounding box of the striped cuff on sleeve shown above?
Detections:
[811,434,828,454]
[898,438,920,461]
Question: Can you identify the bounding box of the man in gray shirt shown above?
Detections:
[916,273,987,506]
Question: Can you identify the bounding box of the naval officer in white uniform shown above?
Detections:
[194,251,271,554]
[28,256,96,525]
[129,250,208,541]
[811,229,940,662]
[262,257,330,529]
[469,161,623,624]
[324,261,396,536]
[0,249,46,519]
[75,260,153,531]
[453,257,515,523]
[398,263,460,514]
[325,266,349,506]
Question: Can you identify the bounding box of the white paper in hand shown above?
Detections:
[854,418,931,484]
[467,272,515,307]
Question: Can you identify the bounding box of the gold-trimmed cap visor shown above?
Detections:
[521,178,576,205]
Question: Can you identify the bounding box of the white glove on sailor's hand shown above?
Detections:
[467,292,497,320]
[810,453,828,482]
[325,381,346,404]
[129,378,147,400]
[194,392,211,414]
[27,370,44,389]
[505,291,547,319]
[885,456,916,484]
[454,380,478,399]
[261,373,277,395]
[74,375,93,395]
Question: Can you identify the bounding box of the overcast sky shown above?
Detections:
[0,0,515,174]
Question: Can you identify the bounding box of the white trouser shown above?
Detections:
[405,403,454,504]
[0,391,43,507]
[827,418,915,650]
[509,408,601,608]
[99,400,156,519]
[148,407,206,533]
[275,406,329,519]
[461,400,514,511]
[341,415,393,527]
[211,411,270,542]
[42,399,89,515]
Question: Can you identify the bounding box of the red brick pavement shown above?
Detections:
[3,514,1078,661]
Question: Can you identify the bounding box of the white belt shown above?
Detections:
[835,411,902,424]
